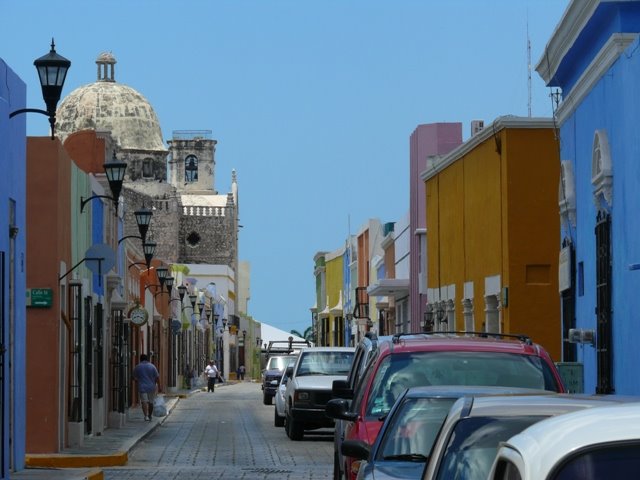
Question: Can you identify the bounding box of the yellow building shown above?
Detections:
[321,248,345,346]
[422,117,561,360]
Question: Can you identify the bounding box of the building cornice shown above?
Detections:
[556,33,637,124]
[420,117,555,182]
[536,0,599,84]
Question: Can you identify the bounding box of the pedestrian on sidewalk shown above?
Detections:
[238,364,246,381]
[205,360,219,392]
[132,353,161,421]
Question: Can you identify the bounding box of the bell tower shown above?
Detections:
[167,130,217,193]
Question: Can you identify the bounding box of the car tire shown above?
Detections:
[274,407,285,427]
[287,413,304,440]
[263,393,272,405]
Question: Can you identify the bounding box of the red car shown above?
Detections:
[326,332,566,480]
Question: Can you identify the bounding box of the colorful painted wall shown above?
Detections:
[0,57,27,477]
[538,0,640,393]
[409,123,462,331]
[26,137,73,453]
[325,249,344,346]
[425,118,561,359]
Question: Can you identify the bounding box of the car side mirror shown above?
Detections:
[341,439,370,461]
[325,398,358,422]
[332,379,353,399]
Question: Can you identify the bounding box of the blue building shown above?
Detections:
[0,58,27,477]
[538,0,640,394]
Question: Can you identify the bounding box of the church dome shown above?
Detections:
[55,53,166,152]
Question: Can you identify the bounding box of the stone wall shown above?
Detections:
[121,186,180,263]
[179,210,236,269]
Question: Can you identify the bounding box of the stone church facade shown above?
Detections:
[55,53,238,272]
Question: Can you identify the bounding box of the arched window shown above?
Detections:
[592,130,612,207]
[185,155,198,182]
[559,160,576,228]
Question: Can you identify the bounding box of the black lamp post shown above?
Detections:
[119,205,153,245]
[9,39,71,140]
[81,152,127,213]
[178,285,187,302]
[164,276,174,295]
[189,294,197,311]
[155,266,168,288]
[142,241,156,269]
[134,206,153,242]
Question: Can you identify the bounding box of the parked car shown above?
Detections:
[333,334,392,480]
[326,332,567,480]
[421,394,627,480]
[488,402,640,480]
[274,364,294,427]
[349,386,549,480]
[285,346,355,440]
[261,353,298,405]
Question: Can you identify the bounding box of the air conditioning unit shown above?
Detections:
[568,328,595,346]
[471,120,484,136]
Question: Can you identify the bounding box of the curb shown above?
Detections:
[25,452,127,468]
[14,467,104,479]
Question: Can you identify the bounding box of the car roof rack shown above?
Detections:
[391,331,532,345]
[266,339,312,356]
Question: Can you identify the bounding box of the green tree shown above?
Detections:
[290,327,314,343]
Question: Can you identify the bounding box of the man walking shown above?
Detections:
[205,361,219,393]
[132,353,160,421]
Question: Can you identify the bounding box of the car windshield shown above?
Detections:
[296,351,354,376]
[365,352,559,418]
[266,356,295,371]
[435,416,545,480]
[378,397,456,462]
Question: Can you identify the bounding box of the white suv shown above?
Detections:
[285,347,355,441]
[488,402,640,479]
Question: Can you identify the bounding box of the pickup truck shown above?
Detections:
[284,346,355,441]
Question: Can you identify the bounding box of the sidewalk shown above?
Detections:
[11,385,213,480]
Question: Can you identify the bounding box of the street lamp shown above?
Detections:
[119,205,153,244]
[9,39,71,139]
[155,266,168,288]
[81,152,128,213]
[177,285,187,302]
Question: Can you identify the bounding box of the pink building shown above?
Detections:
[409,123,462,331]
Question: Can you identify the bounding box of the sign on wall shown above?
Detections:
[26,288,53,308]
[558,246,572,292]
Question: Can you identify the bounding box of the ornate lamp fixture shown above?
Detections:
[9,39,71,139]
[81,152,127,213]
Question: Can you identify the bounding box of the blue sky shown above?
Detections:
[2,0,569,333]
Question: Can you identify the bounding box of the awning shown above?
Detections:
[367,278,410,297]
[330,291,343,316]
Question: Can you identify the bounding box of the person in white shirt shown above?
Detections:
[205,361,219,393]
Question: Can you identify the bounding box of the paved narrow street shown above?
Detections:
[104,382,333,479]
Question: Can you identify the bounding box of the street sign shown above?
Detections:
[556,362,584,393]
[26,288,53,308]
